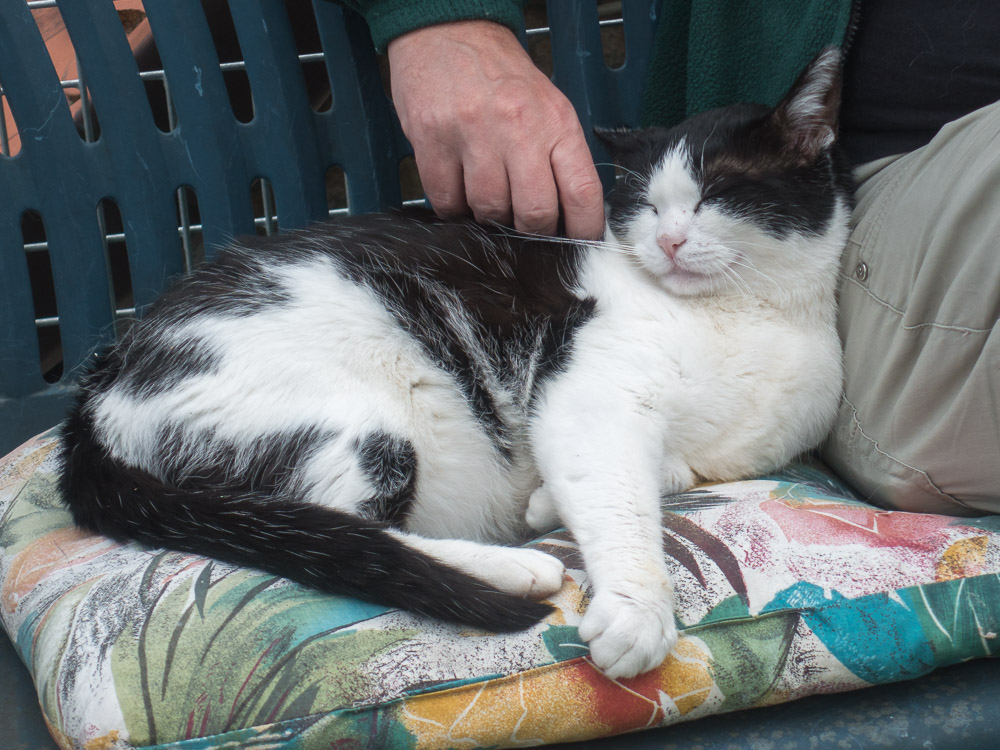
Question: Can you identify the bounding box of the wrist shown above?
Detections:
[388,19,522,61]
[361,1,524,53]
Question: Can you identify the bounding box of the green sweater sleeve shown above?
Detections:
[337,0,525,53]
[641,0,854,127]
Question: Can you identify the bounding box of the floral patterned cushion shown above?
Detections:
[2,430,998,749]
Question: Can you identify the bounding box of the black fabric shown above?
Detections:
[840,0,1000,164]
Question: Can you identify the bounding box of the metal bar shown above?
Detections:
[259,179,276,235]
[95,200,124,336]
[31,198,424,329]
[163,74,176,127]
[166,78,196,270]
[15,1,573,328]
[76,57,96,143]
[0,93,9,156]
[36,308,134,329]
[6,40,586,96]
[526,17,623,37]
[176,187,195,271]
[0,11,580,99]
[25,216,209,255]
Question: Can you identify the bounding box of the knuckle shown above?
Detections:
[425,190,465,216]
[496,99,529,127]
[470,199,511,223]
[548,97,579,126]
[516,202,559,232]
[493,85,540,126]
[565,174,605,208]
[407,106,445,136]
[408,103,478,138]
[466,179,512,221]
[454,100,483,127]
[538,91,578,127]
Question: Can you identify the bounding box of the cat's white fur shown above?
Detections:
[89,138,847,681]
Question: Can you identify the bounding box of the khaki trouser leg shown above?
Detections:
[822,99,1000,516]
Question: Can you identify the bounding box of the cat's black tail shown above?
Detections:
[57,406,553,633]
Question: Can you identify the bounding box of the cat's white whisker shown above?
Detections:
[717,263,755,299]
[728,257,790,304]
[699,121,721,176]
[486,224,638,257]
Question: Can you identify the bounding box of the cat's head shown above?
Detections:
[599,48,853,303]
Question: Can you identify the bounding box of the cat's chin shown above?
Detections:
[658,265,719,296]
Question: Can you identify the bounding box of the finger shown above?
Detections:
[414,147,469,218]
[506,151,560,236]
[552,136,606,240]
[463,151,514,226]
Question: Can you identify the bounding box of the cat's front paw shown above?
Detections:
[579,587,678,679]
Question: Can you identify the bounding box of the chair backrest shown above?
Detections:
[0,0,656,454]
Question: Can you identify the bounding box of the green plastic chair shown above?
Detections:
[0,0,656,454]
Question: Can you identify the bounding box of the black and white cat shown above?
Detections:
[60,49,852,679]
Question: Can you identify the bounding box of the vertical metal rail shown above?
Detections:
[0,88,9,156]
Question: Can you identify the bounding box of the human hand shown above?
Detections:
[387,20,605,240]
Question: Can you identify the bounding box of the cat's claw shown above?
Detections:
[579,588,678,679]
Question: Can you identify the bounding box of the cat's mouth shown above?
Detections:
[660,259,722,294]
[666,261,714,283]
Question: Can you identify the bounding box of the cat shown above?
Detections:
[59,48,852,680]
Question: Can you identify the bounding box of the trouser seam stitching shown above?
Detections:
[838,276,993,334]
[841,396,973,511]
[864,159,913,251]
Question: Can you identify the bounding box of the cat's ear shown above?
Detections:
[772,47,842,161]
[595,127,645,161]
[594,127,664,171]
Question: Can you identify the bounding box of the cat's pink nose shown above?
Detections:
[657,233,687,261]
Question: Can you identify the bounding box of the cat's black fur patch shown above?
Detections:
[356,432,417,525]
[152,424,332,497]
[84,252,291,401]
[233,212,595,458]
[688,104,854,238]
[156,250,292,321]
[59,404,552,631]
[601,49,853,243]
[98,337,220,400]
[602,107,852,242]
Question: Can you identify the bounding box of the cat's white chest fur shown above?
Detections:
[543,248,842,493]
[526,235,843,680]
